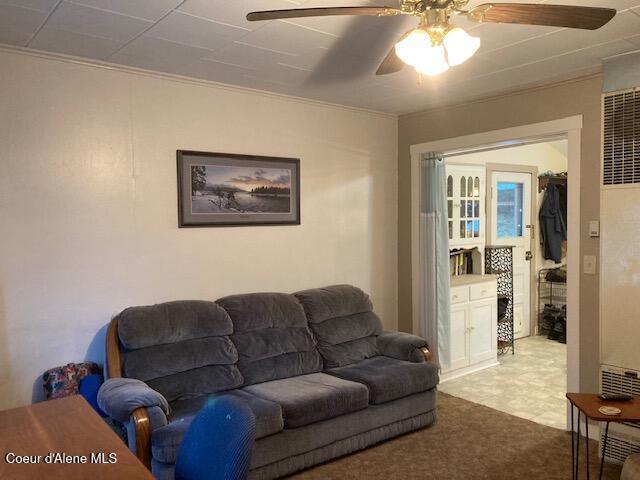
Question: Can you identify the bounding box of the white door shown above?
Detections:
[448,302,470,371]
[469,298,498,364]
[490,172,532,339]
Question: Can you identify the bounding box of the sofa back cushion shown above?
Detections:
[116,300,243,402]
[217,293,322,385]
[294,285,382,368]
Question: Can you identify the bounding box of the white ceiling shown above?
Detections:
[2,0,640,114]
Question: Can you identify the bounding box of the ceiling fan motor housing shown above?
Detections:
[401,0,470,15]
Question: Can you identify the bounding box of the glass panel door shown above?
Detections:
[490,171,532,340]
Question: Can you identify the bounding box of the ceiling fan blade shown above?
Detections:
[467,3,616,30]
[247,6,399,22]
[376,46,405,75]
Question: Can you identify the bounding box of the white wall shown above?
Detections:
[0,49,398,410]
[448,141,568,272]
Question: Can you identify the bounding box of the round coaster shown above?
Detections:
[599,406,622,416]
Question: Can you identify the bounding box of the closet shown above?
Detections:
[536,173,567,342]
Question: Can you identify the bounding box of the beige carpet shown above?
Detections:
[290,392,622,480]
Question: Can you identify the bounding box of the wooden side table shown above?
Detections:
[566,393,640,480]
[0,395,153,479]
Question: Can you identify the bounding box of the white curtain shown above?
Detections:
[419,152,450,368]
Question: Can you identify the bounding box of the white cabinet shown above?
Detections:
[446,165,486,248]
[469,298,498,365]
[449,303,470,371]
[441,276,498,381]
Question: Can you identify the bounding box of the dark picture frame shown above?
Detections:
[177,150,300,227]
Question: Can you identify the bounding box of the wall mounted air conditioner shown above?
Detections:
[600,365,640,464]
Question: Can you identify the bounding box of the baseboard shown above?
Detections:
[439,359,500,383]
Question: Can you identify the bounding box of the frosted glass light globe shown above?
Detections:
[443,27,481,66]
[395,29,431,67]
[413,45,450,76]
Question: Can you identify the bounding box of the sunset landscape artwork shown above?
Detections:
[190,165,292,214]
[177,151,300,227]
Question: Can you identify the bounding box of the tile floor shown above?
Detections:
[439,335,567,429]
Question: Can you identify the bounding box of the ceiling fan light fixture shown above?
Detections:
[443,27,481,66]
[394,28,431,66]
[413,44,450,76]
[246,3,618,78]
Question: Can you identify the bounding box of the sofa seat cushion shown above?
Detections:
[151,390,283,464]
[326,356,439,405]
[242,373,369,428]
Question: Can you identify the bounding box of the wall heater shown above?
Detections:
[600,365,640,463]
[600,68,640,464]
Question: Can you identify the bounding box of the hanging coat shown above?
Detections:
[539,184,567,263]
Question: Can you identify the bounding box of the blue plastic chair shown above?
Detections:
[175,396,256,480]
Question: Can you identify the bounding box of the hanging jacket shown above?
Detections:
[539,184,567,263]
[556,183,568,228]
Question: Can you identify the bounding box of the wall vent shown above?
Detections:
[602,88,640,186]
[600,429,640,465]
[600,365,640,464]
[601,366,640,397]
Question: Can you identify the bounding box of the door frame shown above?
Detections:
[410,116,582,430]
[486,164,539,338]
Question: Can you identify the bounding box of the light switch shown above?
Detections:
[589,221,600,238]
[584,255,597,275]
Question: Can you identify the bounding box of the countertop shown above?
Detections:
[450,274,498,287]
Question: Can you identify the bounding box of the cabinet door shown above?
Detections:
[468,298,497,364]
[446,165,485,247]
[447,303,470,371]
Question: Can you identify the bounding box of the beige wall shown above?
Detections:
[398,75,602,392]
[0,50,398,410]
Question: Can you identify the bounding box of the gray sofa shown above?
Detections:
[98,285,439,479]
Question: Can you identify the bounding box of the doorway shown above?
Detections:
[441,143,568,429]
[410,117,581,431]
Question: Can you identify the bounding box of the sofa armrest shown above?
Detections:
[378,331,430,363]
[98,378,170,422]
[98,378,169,469]
[622,453,640,480]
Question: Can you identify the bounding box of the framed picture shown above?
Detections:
[177,150,300,227]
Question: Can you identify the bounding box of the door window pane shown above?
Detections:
[460,221,465,238]
[473,220,480,238]
[496,181,524,238]
[473,200,480,217]
[466,220,473,238]
[460,200,466,218]
[467,177,473,198]
[448,221,453,240]
[448,200,453,219]
[466,201,473,218]
[474,177,480,197]
[447,176,453,197]
[460,177,466,197]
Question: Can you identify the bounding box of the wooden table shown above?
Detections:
[566,393,640,480]
[0,395,153,479]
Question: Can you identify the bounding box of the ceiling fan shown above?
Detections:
[246,0,616,77]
